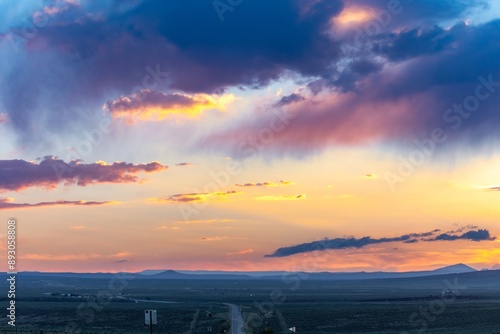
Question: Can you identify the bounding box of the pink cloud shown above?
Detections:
[210,88,426,153]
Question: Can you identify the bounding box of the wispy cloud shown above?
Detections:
[201,236,228,241]
[0,197,113,210]
[236,180,293,187]
[227,249,254,256]
[158,226,180,231]
[255,194,306,201]
[447,224,479,233]
[175,162,194,167]
[172,219,236,224]
[22,251,130,261]
[152,190,241,203]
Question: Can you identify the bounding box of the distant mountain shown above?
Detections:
[140,270,189,279]
[18,271,118,279]
[137,269,166,276]
[142,270,254,280]
[176,270,289,278]
[261,263,477,281]
[134,263,478,281]
[6,264,479,281]
[492,264,500,270]
[431,263,476,275]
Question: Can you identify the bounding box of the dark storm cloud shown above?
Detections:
[372,25,456,61]
[274,93,306,107]
[371,21,500,102]
[331,58,383,91]
[0,0,345,145]
[0,156,166,192]
[265,228,494,257]
[1,0,498,152]
[208,19,500,153]
[348,0,487,26]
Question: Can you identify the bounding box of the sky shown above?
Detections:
[1,0,500,273]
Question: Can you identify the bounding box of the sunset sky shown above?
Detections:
[1,0,500,273]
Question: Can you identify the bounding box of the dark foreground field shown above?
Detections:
[1,270,500,333]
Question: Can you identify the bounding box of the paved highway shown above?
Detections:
[116,296,177,304]
[118,296,244,332]
[225,303,245,334]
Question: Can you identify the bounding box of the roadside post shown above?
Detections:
[145,309,157,334]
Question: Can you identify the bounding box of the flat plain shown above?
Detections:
[1,270,500,333]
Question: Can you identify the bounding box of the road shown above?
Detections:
[130,298,177,304]
[225,303,245,334]
[116,296,177,304]
[118,296,243,332]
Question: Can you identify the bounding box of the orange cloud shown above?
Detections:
[158,226,180,230]
[255,194,306,201]
[104,89,236,122]
[227,248,254,256]
[22,251,129,261]
[172,219,236,224]
[151,190,242,203]
[334,5,374,26]
[201,236,228,241]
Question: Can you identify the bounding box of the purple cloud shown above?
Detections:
[0,156,166,192]
[0,197,112,210]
